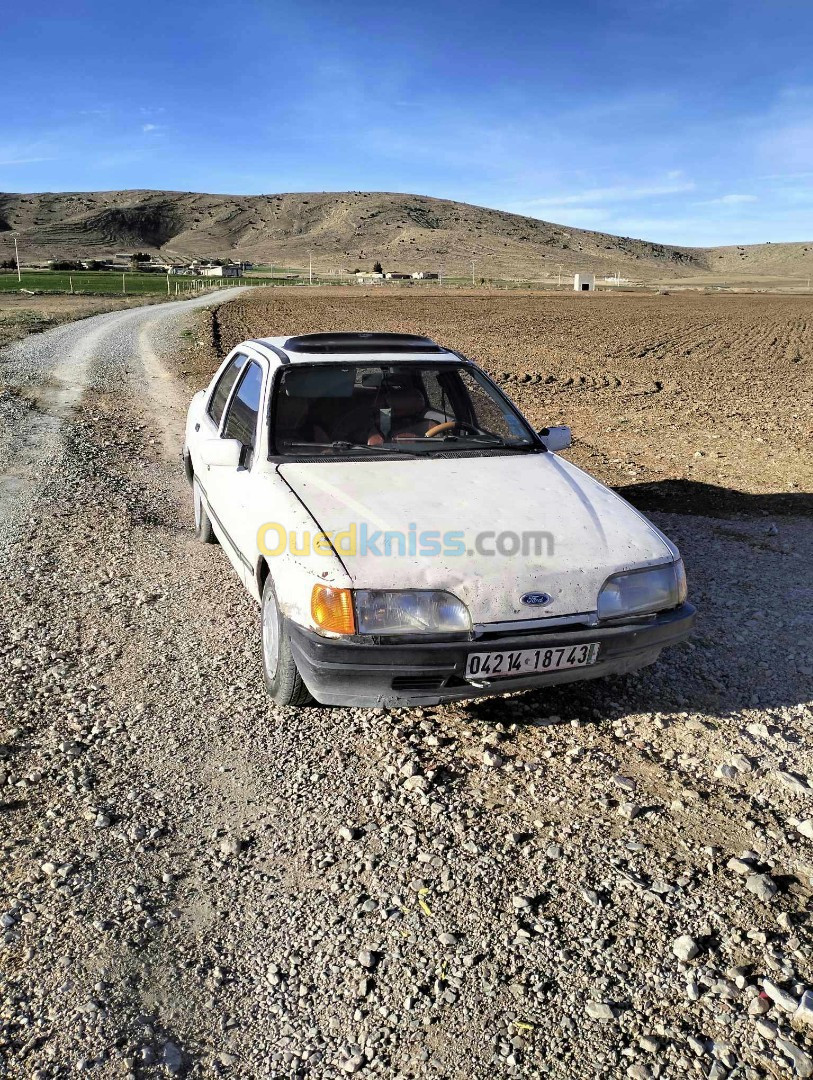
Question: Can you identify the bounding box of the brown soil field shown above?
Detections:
[183,289,812,516]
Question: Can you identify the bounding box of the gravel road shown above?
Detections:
[1,294,812,1079]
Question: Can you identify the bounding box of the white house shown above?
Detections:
[200,265,240,278]
[574,272,596,292]
[412,271,439,280]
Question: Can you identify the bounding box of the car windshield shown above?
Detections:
[272,362,535,456]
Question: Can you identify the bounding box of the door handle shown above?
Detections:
[194,423,200,432]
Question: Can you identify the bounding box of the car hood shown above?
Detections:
[277,453,676,625]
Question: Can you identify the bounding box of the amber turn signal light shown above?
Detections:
[311,585,356,635]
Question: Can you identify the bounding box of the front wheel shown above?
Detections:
[261,576,313,707]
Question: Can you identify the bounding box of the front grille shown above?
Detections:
[476,621,593,642]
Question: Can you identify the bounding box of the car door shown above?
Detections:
[205,355,267,584]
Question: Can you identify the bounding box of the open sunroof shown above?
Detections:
[282,332,444,354]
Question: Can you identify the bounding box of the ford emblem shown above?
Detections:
[521,592,552,607]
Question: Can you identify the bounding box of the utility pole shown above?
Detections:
[12,234,21,282]
[557,263,562,288]
[309,250,313,285]
[471,252,475,286]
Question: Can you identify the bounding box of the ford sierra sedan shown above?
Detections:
[184,332,694,707]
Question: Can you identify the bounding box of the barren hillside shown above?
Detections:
[1,188,811,281]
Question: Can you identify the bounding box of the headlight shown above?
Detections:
[355,589,471,635]
[598,560,687,620]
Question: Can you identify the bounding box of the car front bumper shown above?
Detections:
[287,602,695,707]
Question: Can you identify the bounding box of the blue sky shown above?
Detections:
[2,0,812,245]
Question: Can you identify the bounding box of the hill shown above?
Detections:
[1,188,811,281]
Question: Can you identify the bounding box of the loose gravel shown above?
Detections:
[0,291,811,1079]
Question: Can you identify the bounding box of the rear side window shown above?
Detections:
[222,362,263,448]
[207,353,247,427]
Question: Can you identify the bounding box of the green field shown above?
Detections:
[0,271,268,295]
[0,269,578,295]
[0,269,359,294]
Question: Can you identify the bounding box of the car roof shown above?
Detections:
[244,332,461,365]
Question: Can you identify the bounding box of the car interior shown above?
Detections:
[273,363,530,452]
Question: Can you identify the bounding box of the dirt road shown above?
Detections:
[1,293,812,1079]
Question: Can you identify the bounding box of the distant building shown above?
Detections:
[574,272,595,292]
[385,272,412,281]
[168,265,191,276]
[355,272,384,284]
[199,265,240,278]
[412,271,439,280]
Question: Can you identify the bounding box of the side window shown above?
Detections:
[207,353,247,427]
[222,362,263,449]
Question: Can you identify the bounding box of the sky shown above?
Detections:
[2,0,812,246]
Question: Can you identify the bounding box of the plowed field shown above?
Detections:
[185,289,812,516]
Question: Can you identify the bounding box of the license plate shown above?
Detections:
[465,642,600,679]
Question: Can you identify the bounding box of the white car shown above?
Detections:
[184,332,694,707]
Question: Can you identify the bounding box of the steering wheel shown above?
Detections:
[424,420,480,438]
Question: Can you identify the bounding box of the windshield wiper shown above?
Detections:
[453,436,535,450]
[281,440,416,456]
[393,434,533,450]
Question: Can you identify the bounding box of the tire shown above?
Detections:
[193,478,217,544]
[261,575,313,707]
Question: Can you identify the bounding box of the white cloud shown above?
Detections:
[514,178,696,209]
[0,138,58,168]
[695,193,758,206]
[142,123,159,133]
[757,171,813,182]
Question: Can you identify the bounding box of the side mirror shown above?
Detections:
[199,437,243,468]
[539,425,571,452]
